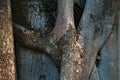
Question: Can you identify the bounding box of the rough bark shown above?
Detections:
[78,0,119,79]
[11,0,119,80]
[12,0,60,80]
[0,0,16,80]
[51,1,86,80]
[11,0,84,80]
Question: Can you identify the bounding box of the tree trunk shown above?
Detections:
[12,0,60,80]
[0,0,16,80]
[78,0,119,79]
[10,0,119,80]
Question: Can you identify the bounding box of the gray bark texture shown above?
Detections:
[0,0,16,80]
[118,2,120,80]
[12,0,60,80]
[10,0,119,80]
[78,0,119,79]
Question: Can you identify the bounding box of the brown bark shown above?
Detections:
[12,0,84,80]
[0,0,16,80]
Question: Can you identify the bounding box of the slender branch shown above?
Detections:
[52,0,75,41]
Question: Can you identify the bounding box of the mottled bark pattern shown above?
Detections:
[60,25,84,80]
[11,0,119,80]
[78,0,119,79]
[12,0,85,79]
[12,0,60,80]
[12,0,57,35]
[0,0,15,80]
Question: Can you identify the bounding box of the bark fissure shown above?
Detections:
[88,1,119,79]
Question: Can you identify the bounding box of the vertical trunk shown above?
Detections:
[52,0,75,41]
[118,2,120,80]
[55,0,85,80]
[78,0,118,79]
[9,0,119,80]
[0,0,16,80]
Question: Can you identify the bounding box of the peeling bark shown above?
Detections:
[0,0,16,80]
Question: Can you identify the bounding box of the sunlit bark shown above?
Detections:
[0,0,16,80]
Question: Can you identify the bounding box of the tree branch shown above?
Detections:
[13,23,62,69]
[52,0,75,41]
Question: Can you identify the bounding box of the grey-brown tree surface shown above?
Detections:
[10,0,120,80]
[0,0,16,80]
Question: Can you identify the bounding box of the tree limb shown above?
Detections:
[13,23,62,69]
